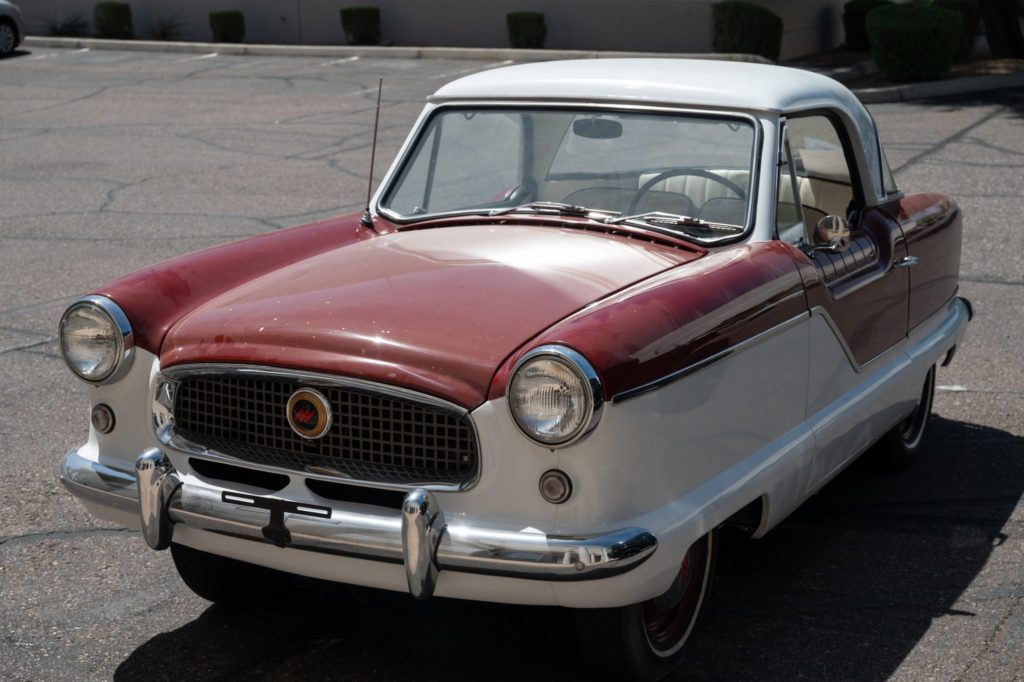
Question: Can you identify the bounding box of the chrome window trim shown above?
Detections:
[508,344,604,448]
[59,294,135,385]
[152,363,481,493]
[374,100,763,247]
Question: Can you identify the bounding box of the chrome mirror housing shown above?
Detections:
[813,215,851,253]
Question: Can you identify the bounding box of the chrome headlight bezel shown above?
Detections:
[58,295,135,384]
[507,345,604,448]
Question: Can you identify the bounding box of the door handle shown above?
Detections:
[893,256,919,269]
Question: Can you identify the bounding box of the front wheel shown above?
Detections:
[170,543,294,607]
[575,531,717,681]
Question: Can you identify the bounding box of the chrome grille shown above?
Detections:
[173,374,478,486]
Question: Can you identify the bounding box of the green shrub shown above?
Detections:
[711,1,783,61]
[340,7,380,45]
[867,3,962,81]
[94,2,133,40]
[150,11,186,41]
[842,0,892,51]
[933,0,980,62]
[209,11,245,43]
[506,11,546,49]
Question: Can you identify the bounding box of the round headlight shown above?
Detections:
[508,345,603,447]
[59,296,133,383]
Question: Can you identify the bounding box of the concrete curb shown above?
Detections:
[23,37,1024,102]
[853,70,1024,103]
[22,36,772,64]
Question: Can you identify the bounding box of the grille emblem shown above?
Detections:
[286,388,333,439]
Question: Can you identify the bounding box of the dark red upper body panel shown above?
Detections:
[158,223,700,408]
[93,213,377,354]
[897,192,962,331]
[488,241,807,401]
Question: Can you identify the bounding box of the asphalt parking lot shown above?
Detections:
[0,46,1021,681]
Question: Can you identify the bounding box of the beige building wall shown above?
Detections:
[19,0,843,59]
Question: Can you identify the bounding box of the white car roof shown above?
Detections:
[431,59,884,201]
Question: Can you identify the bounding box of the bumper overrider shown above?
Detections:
[59,448,658,599]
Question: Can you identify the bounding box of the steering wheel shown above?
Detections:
[628,168,747,215]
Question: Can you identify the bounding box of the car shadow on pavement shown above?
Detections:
[115,415,1022,681]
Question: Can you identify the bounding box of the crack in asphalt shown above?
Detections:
[4,85,110,118]
[0,296,77,320]
[892,105,1008,175]
[954,594,1024,682]
[0,526,135,548]
[961,275,1024,287]
[0,337,56,355]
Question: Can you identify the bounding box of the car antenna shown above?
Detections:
[360,78,384,231]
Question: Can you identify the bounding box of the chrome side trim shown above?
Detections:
[612,311,809,403]
[809,305,911,374]
[63,448,658,588]
[153,363,482,493]
[809,305,875,373]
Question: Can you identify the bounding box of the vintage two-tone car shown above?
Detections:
[58,59,970,680]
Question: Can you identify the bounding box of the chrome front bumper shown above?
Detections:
[59,448,657,599]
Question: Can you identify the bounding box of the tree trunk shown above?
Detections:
[980,0,1024,59]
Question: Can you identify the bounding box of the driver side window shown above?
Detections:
[776,114,859,246]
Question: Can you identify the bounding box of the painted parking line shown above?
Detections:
[319,56,360,67]
[173,52,219,63]
[28,47,90,60]
[429,59,514,80]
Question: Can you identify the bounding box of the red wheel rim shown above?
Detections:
[641,536,710,656]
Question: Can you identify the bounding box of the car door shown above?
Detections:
[775,112,910,489]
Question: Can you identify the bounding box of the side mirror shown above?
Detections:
[812,215,851,253]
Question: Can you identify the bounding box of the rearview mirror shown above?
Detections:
[813,215,850,253]
[573,118,623,140]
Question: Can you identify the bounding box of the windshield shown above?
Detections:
[379,107,758,237]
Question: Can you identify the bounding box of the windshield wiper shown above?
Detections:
[489,201,620,219]
[607,211,744,234]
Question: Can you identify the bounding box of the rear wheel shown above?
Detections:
[575,531,717,681]
[170,543,294,607]
[874,365,936,469]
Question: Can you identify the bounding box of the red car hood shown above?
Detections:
[161,224,701,408]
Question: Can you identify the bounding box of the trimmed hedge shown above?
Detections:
[506,11,546,49]
[933,0,980,62]
[866,3,962,81]
[711,1,783,61]
[340,7,380,45]
[94,2,133,40]
[210,11,245,43]
[842,0,892,51]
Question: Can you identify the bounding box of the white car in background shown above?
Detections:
[0,1,24,56]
